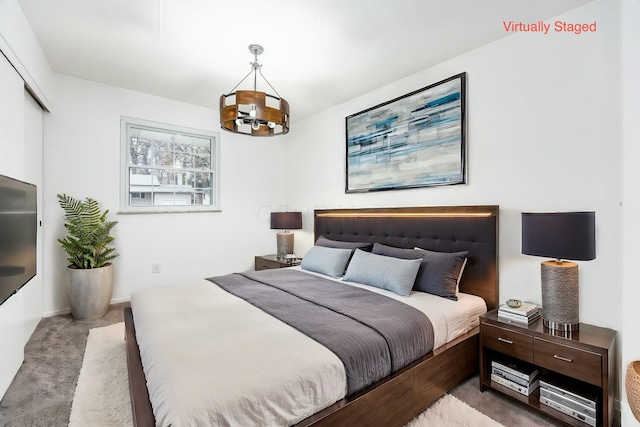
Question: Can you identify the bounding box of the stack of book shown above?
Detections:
[539,375,598,427]
[497,302,541,324]
[491,358,540,396]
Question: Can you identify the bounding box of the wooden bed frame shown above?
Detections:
[124,205,499,427]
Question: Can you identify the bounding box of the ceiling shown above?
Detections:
[18,0,592,121]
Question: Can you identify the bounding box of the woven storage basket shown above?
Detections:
[627,360,640,421]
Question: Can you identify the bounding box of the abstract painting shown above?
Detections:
[345,73,466,193]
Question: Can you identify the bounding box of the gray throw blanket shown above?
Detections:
[208,268,434,395]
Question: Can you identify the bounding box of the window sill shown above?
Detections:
[117,208,222,215]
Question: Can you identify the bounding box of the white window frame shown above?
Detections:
[120,117,221,214]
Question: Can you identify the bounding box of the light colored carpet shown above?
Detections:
[69,322,504,427]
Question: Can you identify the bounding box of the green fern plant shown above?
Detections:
[57,194,118,269]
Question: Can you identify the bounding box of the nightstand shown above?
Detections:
[254,254,301,271]
[480,309,616,427]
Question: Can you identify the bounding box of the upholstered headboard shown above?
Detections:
[314,205,499,310]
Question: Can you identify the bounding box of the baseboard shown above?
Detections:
[111,296,131,305]
[43,307,70,318]
[42,296,131,318]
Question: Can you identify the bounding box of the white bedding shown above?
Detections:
[130,269,487,427]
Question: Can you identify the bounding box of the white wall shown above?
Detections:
[0,53,25,179]
[22,89,44,343]
[0,0,50,402]
[0,77,45,402]
[42,74,288,315]
[621,0,640,423]
[0,47,27,402]
[0,0,53,111]
[0,31,45,402]
[286,0,622,333]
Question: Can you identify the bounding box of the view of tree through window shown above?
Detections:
[121,118,219,212]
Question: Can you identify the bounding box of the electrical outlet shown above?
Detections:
[152,263,161,274]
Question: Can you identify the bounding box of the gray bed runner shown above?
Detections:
[208,268,434,395]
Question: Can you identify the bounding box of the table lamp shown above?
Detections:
[270,212,302,258]
[521,212,596,332]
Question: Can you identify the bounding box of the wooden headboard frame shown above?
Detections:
[314,205,499,310]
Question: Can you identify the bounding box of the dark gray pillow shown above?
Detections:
[301,245,352,278]
[372,243,468,300]
[371,243,424,260]
[315,236,372,251]
[343,249,421,297]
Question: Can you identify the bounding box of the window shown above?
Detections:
[120,117,220,213]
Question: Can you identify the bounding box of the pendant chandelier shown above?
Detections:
[219,44,290,136]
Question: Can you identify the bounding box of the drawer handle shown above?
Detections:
[553,354,573,363]
[497,337,513,345]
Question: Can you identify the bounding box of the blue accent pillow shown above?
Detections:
[301,245,353,278]
[372,243,468,300]
[342,249,422,297]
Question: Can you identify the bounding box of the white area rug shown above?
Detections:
[68,323,133,427]
[404,394,504,427]
[69,322,504,427]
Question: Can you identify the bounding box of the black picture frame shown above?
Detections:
[345,72,466,193]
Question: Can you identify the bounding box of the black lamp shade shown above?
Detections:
[521,212,596,261]
[270,212,302,230]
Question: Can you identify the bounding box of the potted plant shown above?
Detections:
[57,194,118,320]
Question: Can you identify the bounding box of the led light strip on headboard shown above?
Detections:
[315,212,493,218]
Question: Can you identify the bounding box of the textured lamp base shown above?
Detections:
[541,261,579,332]
[276,232,294,258]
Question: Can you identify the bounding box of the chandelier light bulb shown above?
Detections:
[249,107,257,118]
[235,118,243,126]
[268,121,276,129]
[251,121,261,131]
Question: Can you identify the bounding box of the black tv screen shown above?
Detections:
[0,174,37,305]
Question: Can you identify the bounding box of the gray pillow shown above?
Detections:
[342,249,421,297]
[372,243,468,300]
[315,236,372,251]
[371,243,424,260]
[412,246,469,300]
[301,245,353,278]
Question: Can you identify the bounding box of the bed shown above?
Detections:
[124,205,499,427]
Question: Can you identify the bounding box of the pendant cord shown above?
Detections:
[227,50,281,99]
[259,69,281,99]
[227,67,253,95]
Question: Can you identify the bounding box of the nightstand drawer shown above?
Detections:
[482,323,533,363]
[255,255,302,271]
[255,258,282,270]
[534,338,602,386]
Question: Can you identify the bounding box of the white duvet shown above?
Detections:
[130,269,486,427]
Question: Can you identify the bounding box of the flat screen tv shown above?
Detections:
[0,174,37,306]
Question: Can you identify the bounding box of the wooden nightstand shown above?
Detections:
[254,254,301,271]
[480,309,616,427]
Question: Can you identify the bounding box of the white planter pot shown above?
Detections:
[66,263,114,320]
